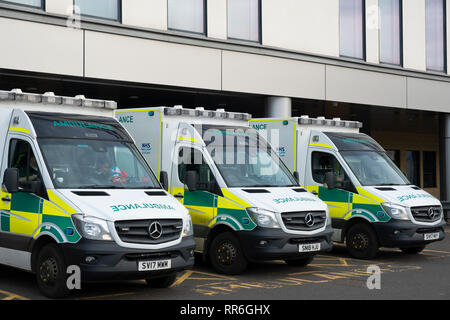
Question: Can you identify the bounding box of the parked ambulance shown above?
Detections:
[250,116,446,259]
[0,89,195,298]
[117,106,333,275]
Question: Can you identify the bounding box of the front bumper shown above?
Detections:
[374,219,446,248]
[236,225,333,261]
[61,236,195,282]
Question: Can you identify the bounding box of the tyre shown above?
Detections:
[400,246,425,254]
[284,256,314,267]
[209,232,248,275]
[145,274,177,288]
[346,223,379,259]
[35,243,70,299]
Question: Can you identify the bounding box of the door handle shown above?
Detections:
[174,193,184,199]
[311,191,318,196]
[2,196,11,202]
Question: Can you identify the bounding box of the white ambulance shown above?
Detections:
[250,116,446,259]
[0,89,195,298]
[117,106,333,275]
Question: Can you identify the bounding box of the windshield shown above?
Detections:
[39,139,161,189]
[203,126,298,188]
[341,151,410,186]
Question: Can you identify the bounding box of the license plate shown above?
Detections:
[138,259,171,271]
[298,243,321,253]
[424,232,440,241]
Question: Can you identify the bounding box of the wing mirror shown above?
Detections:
[3,168,19,193]
[324,172,336,189]
[186,170,199,192]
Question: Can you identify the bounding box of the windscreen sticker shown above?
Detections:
[111,203,175,212]
[397,194,434,203]
[273,197,316,204]
[53,120,114,131]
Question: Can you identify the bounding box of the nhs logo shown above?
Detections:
[141,143,152,152]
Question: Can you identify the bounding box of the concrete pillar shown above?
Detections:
[265,97,292,118]
[441,114,450,202]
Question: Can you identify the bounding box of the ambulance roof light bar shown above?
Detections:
[298,115,362,129]
[0,89,117,110]
[162,106,251,121]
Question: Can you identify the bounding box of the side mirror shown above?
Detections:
[3,168,19,193]
[159,171,169,191]
[186,170,198,192]
[324,172,336,189]
[293,171,300,184]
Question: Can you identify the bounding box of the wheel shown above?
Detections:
[145,274,177,288]
[35,243,70,299]
[209,232,248,275]
[284,256,314,267]
[400,246,425,254]
[346,223,379,259]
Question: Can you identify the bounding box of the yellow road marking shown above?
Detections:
[79,291,136,300]
[0,289,29,300]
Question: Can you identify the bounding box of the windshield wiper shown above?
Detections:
[76,185,126,189]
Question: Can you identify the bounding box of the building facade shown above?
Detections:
[0,0,450,204]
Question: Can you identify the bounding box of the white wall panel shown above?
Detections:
[207,0,227,40]
[222,51,325,99]
[0,17,83,76]
[262,0,339,57]
[403,0,426,71]
[84,31,221,90]
[122,0,167,30]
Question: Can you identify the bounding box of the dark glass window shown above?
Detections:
[0,0,42,8]
[405,150,421,186]
[426,0,446,72]
[227,0,260,42]
[340,0,365,59]
[178,147,216,190]
[74,0,120,21]
[379,0,402,65]
[311,151,354,192]
[386,150,401,168]
[168,0,205,34]
[423,151,437,188]
[9,139,42,184]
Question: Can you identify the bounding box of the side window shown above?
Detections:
[8,139,42,185]
[311,151,354,192]
[178,147,216,191]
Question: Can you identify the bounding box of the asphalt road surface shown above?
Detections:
[1,225,449,300]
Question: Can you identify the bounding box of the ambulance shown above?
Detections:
[117,106,333,275]
[0,89,195,298]
[250,116,446,259]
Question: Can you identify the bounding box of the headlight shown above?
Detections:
[72,214,113,241]
[326,207,332,226]
[183,214,194,237]
[246,207,280,228]
[381,203,410,221]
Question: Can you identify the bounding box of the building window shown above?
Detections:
[379,0,402,65]
[386,149,401,168]
[405,150,421,186]
[426,0,446,72]
[339,0,365,59]
[423,151,437,188]
[0,0,42,8]
[227,0,260,42]
[168,0,206,34]
[74,0,121,21]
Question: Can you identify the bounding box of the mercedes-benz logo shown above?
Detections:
[428,208,436,220]
[148,222,163,239]
[305,213,315,227]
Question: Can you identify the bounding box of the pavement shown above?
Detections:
[0,225,449,300]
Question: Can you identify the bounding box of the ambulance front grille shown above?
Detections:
[410,206,442,223]
[281,211,327,231]
[115,219,183,244]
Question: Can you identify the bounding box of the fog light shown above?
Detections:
[84,256,98,264]
[259,240,269,246]
[394,230,400,235]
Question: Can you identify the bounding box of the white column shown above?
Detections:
[122,0,167,30]
[265,97,292,118]
[365,0,379,64]
[207,0,227,39]
[402,0,426,71]
[45,0,73,16]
